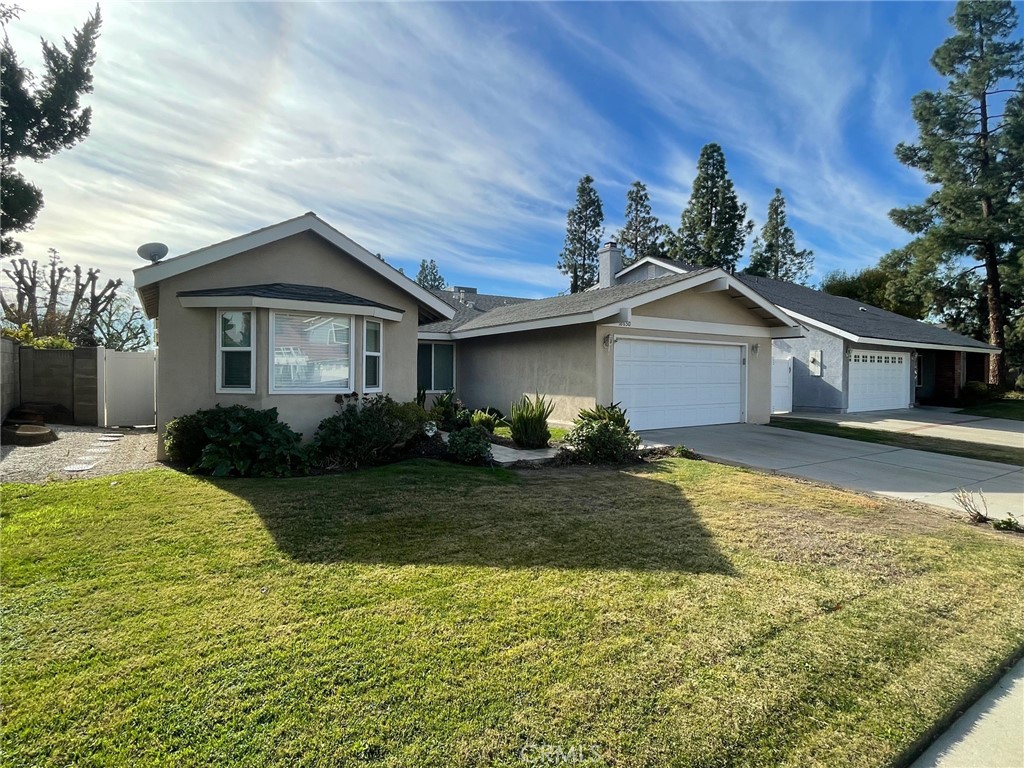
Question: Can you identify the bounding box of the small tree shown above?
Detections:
[617,181,664,264]
[1,6,102,255]
[746,189,813,284]
[670,143,752,271]
[557,175,605,293]
[415,258,446,289]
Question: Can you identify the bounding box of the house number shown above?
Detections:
[618,321,631,326]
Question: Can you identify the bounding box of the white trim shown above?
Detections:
[452,309,618,339]
[268,309,354,395]
[135,212,455,319]
[782,308,999,355]
[363,319,383,393]
[614,255,688,279]
[602,316,803,339]
[179,294,403,322]
[216,309,256,394]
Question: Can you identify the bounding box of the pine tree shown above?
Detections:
[557,175,605,293]
[1,6,102,255]
[415,259,446,289]
[746,189,813,284]
[889,0,1024,386]
[616,181,663,264]
[670,143,752,271]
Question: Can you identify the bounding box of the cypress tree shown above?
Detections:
[746,188,813,284]
[557,175,605,292]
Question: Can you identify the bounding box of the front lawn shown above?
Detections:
[4,461,1023,767]
[770,417,1024,467]
[956,395,1024,421]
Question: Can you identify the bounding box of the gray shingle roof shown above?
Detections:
[737,274,997,351]
[421,289,534,332]
[177,283,403,313]
[422,271,714,333]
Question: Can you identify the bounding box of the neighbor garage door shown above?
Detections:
[847,349,910,412]
[613,339,743,431]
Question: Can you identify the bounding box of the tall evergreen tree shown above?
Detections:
[888,0,1024,385]
[557,175,604,292]
[415,258,446,289]
[746,188,813,284]
[1,6,102,255]
[670,143,752,271]
[616,181,663,264]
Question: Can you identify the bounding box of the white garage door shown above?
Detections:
[613,339,743,431]
[848,350,910,412]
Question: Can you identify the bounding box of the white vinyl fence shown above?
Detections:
[101,349,157,427]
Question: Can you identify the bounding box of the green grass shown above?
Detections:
[4,461,1024,767]
[494,424,569,444]
[771,417,1024,467]
[956,396,1024,421]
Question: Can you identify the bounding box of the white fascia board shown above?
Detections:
[614,256,688,279]
[781,309,860,341]
[719,278,802,328]
[178,295,404,322]
[451,309,616,339]
[602,317,773,338]
[418,331,455,341]
[134,213,455,319]
[853,337,1000,354]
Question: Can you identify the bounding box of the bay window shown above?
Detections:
[271,311,352,393]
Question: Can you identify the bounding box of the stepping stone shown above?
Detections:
[97,437,122,442]
[85,447,111,453]
[101,433,123,439]
[63,463,95,472]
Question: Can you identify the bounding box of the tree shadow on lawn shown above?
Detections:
[209,460,735,575]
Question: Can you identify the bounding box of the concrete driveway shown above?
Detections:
[776,407,1023,449]
[641,424,1023,520]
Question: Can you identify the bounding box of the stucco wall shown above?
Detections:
[456,324,597,425]
[154,232,423,454]
[772,326,846,411]
[1,337,19,421]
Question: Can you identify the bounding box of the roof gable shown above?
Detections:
[133,213,454,321]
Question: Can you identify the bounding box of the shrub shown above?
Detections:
[1,323,73,349]
[447,426,493,464]
[428,390,470,431]
[575,402,630,429]
[470,409,498,433]
[509,394,554,448]
[564,419,641,464]
[165,404,305,476]
[960,381,999,406]
[312,394,428,469]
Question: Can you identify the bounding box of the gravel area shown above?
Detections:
[1,425,161,484]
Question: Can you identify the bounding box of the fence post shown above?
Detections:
[96,346,106,428]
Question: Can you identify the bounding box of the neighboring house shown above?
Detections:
[134,213,455,457]
[609,254,998,413]
[135,214,801,447]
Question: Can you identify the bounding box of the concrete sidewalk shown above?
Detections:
[640,424,1023,520]
[910,657,1024,768]
[777,407,1023,450]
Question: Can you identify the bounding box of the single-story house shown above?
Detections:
[611,254,999,413]
[135,213,803,454]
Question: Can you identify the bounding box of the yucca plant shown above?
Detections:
[470,409,497,433]
[509,394,554,448]
[575,402,631,430]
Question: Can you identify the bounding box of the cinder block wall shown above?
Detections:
[1,338,20,421]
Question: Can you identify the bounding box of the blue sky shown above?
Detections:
[5,2,973,298]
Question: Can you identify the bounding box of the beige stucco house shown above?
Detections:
[135,213,802,455]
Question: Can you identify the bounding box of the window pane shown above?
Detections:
[365,355,380,389]
[221,311,251,348]
[222,351,251,388]
[365,322,381,353]
[433,344,454,391]
[273,313,350,391]
[417,344,433,391]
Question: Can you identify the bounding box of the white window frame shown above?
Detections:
[363,319,383,393]
[269,310,354,395]
[420,342,456,393]
[216,309,256,394]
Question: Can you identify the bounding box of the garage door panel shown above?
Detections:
[614,340,744,431]
[848,349,910,412]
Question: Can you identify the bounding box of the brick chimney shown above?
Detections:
[597,241,624,289]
